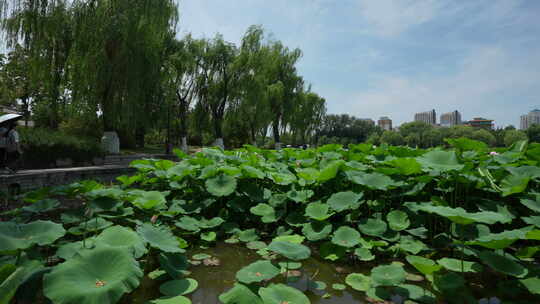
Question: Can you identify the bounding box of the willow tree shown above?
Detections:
[289,89,326,144]
[68,0,178,146]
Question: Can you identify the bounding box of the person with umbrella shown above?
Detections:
[0,114,23,174]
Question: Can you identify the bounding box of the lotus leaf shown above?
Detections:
[250,204,275,217]
[132,191,167,210]
[520,196,540,213]
[296,167,320,181]
[397,236,426,254]
[198,217,225,229]
[241,165,266,179]
[437,258,483,273]
[405,256,441,275]
[21,199,59,213]
[358,218,388,237]
[433,272,465,291]
[236,260,280,284]
[302,222,332,241]
[0,221,66,251]
[327,191,363,212]
[206,175,237,197]
[387,210,410,231]
[219,283,263,304]
[526,230,540,240]
[416,150,464,172]
[345,273,371,291]
[308,280,327,290]
[68,218,113,235]
[286,189,314,203]
[149,295,191,304]
[137,223,182,253]
[394,284,436,304]
[159,278,198,296]
[192,253,211,260]
[0,260,43,304]
[159,253,188,279]
[269,171,297,185]
[387,158,422,175]
[305,202,333,221]
[404,202,512,225]
[354,248,375,261]
[43,247,142,304]
[331,226,361,248]
[238,229,259,242]
[175,216,200,232]
[501,174,530,197]
[201,231,217,242]
[332,283,346,291]
[278,261,302,270]
[371,264,406,286]
[318,160,343,182]
[268,241,311,260]
[319,242,346,261]
[258,283,310,304]
[93,226,147,258]
[523,216,540,228]
[273,234,305,244]
[347,172,399,190]
[520,277,540,295]
[478,251,528,278]
[466,228,530,249]
[246,241,267,250]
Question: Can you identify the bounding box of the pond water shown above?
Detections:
[128,242,372,304]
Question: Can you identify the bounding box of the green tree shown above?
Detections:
[471,129,497,146]
[504,130,528,147]
[380,131,404,146]
[527,124,540,143]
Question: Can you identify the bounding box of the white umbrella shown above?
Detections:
[0,114,22,126]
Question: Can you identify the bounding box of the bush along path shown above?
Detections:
[1,138,540,304]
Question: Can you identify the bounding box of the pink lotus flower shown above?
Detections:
[151,215,158,223]
[489,151,499,156]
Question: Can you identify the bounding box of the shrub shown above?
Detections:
[18,127,104,168]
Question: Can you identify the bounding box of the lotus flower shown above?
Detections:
[151,215,158,223]
[479,297,501,304]
[489,151,499,156]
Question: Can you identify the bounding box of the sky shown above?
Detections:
[178,0,540,128]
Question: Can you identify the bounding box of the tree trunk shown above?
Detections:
[273,121,281,150]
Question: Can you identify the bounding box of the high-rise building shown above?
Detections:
[414,109,437,125]
[465,117,494,129]
[440,110,462,127]
[377,116,392,131]
[520,109,540,129]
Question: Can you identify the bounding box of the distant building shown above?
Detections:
[377,116,392,131]
[440,110,462,127]
[359,118,375,125]
[465,117,494,129]
[520,109,540,129]
[414,109,437,125]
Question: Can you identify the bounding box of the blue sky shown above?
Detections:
[179,0,540,127]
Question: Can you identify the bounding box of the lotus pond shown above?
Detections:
[1,139,540,304]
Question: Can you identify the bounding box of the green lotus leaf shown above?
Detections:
[371,264,406,286]
[445,137,488,151]
[268,241,311,261]
[478,251,528,278]
[206,175,237,197]
[21,199,60,213]
[192,253,211,260]
[397,236,426,254]
[433,272,465,291]
[405,256,441,275]
[354,248,375,261]
[319,242,346,261]
[278,261,302,270]
[332,283,346,290]
[43,247,142,304]
[87,196,123,213]
[305,202,333,221]
[246,241,267,250]
[296,167,320,181]
[0,259,43,304]
[166,163,193,180]
[93,226,147,258]
[238,229,259,242]
[0,220,66,251]
[466,228,530,249]
[269,171,297,185]
[219,283,263,304]
[526,230,540,240]
[394,284,436,304]
[236,260,280,284]
[520,196,540,213]
[386,158,422,175]
[347,172,399,190]
[327,191,363,212]
[137,223,182,253]
[358,218,388,237]
[523,216,540,228]
[308,280,327,290]
[68,218,113,235]
[258,283,310,304]
[501,174,530,197]
[149,295,192,304]
[159,278,198,296]
[87,188,125,200]
[302,222,332,241]
[345,273,371,291]
[159,252,188,279]
[416,150,464,172]
[175,216,201,232]
[404,202,512,225]
[318,160,344,183]
[437,258,483,273]
[241,165,266,179]
[387,210,410,231]
[56,240,98,260]
[132,191,167,210]
[286,189,314,203]
[520,277,540,295]
[250,204,275,217]
[201,231,217,242]
[273,234,305,244]
[331,226,361,248]
[198,217,225,229]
